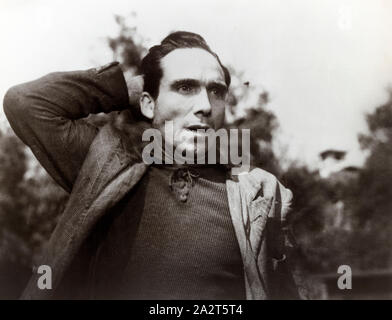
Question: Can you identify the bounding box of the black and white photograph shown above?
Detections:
[0,0,391,302]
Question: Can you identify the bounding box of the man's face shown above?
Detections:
[152,48,228,157]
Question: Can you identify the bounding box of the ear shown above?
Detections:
[139,92,155,120]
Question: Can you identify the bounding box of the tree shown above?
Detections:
[108,14,147,75]
[352,90,392,269]
[286,89,392,274]
[0,128,68,298]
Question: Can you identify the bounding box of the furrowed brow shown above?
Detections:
[207,81,228,91]
[170,79,200,90]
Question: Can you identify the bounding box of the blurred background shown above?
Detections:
[0,0,392,299]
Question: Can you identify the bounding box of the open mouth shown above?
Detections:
[186,124,211,132]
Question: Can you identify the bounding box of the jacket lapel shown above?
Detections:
[226,171,275,300]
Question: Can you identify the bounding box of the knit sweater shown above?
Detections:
[89,165,245,299]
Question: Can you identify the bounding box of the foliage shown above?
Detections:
[353,91,392,267]
[282,91,392,274]
[108,14,147,75]
[225,69,281,175]
[0,129,68,298]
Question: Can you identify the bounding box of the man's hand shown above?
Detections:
[123,71,144,107]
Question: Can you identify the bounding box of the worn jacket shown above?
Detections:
[3,62,307,300]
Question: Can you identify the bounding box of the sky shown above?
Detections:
[1,0,391,171]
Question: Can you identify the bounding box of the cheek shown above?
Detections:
[155,94,191,123]
[211,102,226,128]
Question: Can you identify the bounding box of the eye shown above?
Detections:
[211,88,219,95]
[210,87,226,98]
[178,85,193,94]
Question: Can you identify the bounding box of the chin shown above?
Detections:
[172,140,204,163]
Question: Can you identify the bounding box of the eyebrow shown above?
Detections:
[170,79,200,90]
[170,78,228,91]
[206,81,228,92]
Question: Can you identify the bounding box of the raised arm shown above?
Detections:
[3,62,141,193]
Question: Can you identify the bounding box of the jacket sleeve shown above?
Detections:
[269,183,312,299]
[3,62,131,193]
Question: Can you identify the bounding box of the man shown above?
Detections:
[3,31,307,299]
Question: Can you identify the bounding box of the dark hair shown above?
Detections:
[140,31,231,100]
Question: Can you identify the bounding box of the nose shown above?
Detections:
[193,88,212,118]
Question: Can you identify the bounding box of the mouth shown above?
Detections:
[186,124,211,132]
